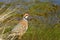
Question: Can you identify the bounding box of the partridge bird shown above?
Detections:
[8,13,29,40]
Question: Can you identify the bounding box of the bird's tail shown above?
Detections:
[7,33,18,40]
[0,33,17,40]
[0,33,21,40]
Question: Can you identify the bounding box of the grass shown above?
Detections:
[0,13,60,40]
[21,23,60,40]
[0,2,60,40]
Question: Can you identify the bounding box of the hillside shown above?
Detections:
[0,2,60,40]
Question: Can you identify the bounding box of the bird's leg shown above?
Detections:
[18,36,22,40]
[17,36,22,40]
[17,34,22,40]
[7,33,16,40]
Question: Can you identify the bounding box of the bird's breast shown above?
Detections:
[12,20,28,34]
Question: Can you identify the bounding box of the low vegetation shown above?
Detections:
[0,1,60,40]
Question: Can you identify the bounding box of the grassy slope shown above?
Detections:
[0,2,60,40]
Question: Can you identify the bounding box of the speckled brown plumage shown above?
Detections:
[8,13,29,40]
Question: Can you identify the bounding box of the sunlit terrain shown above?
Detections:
[0,0,60,40]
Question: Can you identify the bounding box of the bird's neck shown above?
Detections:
[23,18,28,22]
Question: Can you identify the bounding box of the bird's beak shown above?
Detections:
[28,16,33,21]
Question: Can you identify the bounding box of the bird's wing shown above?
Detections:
[11,23,23,33]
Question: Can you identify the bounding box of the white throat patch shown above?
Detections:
[25,16,28,19]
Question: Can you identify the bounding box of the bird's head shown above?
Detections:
[23,13,29,20]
